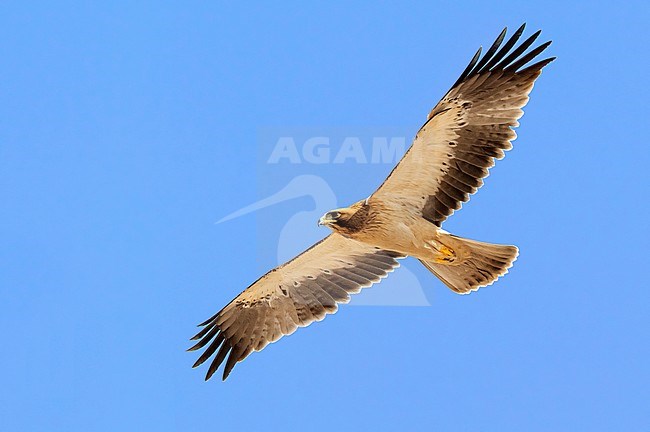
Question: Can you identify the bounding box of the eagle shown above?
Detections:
[189,24,554,381]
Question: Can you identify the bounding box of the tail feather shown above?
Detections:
[420,234,518,294]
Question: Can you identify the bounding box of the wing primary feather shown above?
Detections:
[223,345,245,381]
[479,23,526,73]
[197,311,219,327]
[190,322,216,341]
[187,325,220,351]
[518,56,556,74]
[494,29,542,70]
[192,332,225,368]
[450,46,482,89]
[206,341,231,381]
[469,27,507,76]
[505,41,553,72]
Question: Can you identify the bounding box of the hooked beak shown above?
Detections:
[318,213,335,227]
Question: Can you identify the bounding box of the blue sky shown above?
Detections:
[1,2,649,431]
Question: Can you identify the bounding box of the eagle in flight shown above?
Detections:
[190,24,554,381]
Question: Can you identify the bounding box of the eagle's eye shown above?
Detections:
[329,211,341,220]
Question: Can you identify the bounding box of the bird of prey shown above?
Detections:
[190,24,554,381]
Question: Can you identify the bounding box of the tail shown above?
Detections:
[420,233,519,294]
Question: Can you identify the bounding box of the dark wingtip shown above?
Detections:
[469,27,508,77]
[494,29,543,70]
[205,364,218,381]
[187,341,202,352]
[449,23,554,90]
[221,369,232,381]
[191,332,226,370]
[221,345,243,381]
[197,312,219,327]
[451,46,482,89]
[190,322,215,341]
[202,340,232,381]
[505,40,553,72]
[521,56,556,74]
[193,350,212,369]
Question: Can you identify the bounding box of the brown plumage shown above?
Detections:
[190,24,554,380]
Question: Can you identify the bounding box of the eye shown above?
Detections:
[329,211,341,219]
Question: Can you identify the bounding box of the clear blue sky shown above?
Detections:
[1,2,649,431]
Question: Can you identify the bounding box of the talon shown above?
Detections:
[440,245,454,258]
[426,240,457,263]
[434,244,456,263]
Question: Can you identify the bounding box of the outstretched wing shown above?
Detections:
[372,24,554,226]
[189,234,403,380]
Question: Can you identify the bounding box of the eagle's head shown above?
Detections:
[318,199,369,235]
